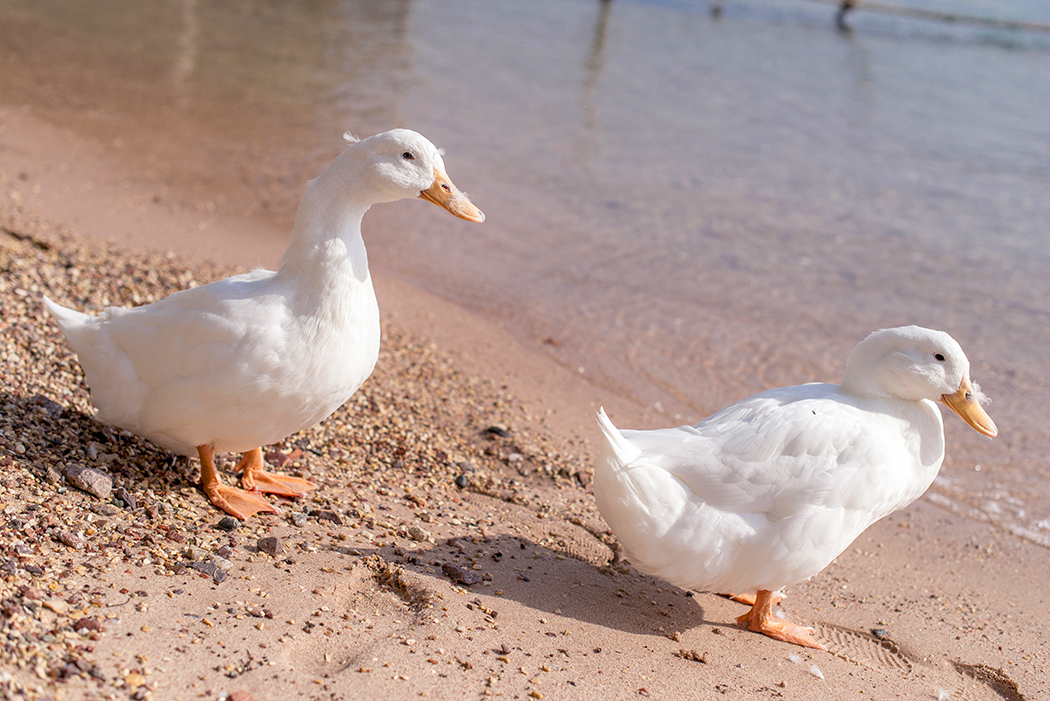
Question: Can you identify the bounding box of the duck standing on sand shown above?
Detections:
[594,326,996,649]
[45,129,484,520]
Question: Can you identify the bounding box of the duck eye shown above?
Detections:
[401,152,414,161]
[934,353,946,362]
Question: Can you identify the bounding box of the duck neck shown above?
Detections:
[840,339,891,400]
[277,165,374,300]
[840,367,886,400]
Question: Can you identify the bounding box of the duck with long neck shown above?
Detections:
[44,129,484,520]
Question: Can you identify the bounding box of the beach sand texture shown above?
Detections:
[1,104,1048,701]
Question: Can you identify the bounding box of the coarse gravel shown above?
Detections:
[0,201,608,700]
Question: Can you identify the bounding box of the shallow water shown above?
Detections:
[2,0,1049,546]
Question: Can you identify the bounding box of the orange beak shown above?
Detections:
[419,167,485,223]
[941,377,997,437]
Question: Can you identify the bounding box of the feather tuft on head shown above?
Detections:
[971,381,990,406]
[342,130,360,145]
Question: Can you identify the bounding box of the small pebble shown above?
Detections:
[55,530,86,549]
[182,545,207,561]
[21,586,44,600]
[315,510,342,525]
[29,393,65,417]
[43,599,67,614]
[189,561,227,583]
[408,525,432,542]
[442,563,480,586]
[75,617,103,633]
[265,450,290,468]
[64,464,112,500]
[114,486,137,510]
[216,516,239,532]
[257,536,282,557]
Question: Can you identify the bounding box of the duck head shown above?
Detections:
[346,129,484,222]
[841,325,997,437]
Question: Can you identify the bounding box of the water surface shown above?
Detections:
[3,0,1049,546]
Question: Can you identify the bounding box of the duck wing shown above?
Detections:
[100,270,285,388]
[620,384,905,520]
[50,270,289,445]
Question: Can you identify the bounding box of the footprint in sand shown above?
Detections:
[815,623,913,674]
[814,623,1028,701]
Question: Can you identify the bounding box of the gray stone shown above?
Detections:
[215,516,239,532]
[64,465,112,501]
[189,560,227,583]
[29,394,65,418]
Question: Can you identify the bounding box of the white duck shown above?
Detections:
[45,129,484,520]
[594,325,996,649]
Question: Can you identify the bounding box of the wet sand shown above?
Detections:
[2,106,1049,701]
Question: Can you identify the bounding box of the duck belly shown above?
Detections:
[150,312,379,455]
[79,277,382,456]
[595,459,873,593]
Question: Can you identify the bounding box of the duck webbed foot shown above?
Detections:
[236,447,317,497]
[197,445,281,520]
[736,589,825,650]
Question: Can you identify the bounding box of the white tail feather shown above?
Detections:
[596,407,642,466]
[43,296,91,330]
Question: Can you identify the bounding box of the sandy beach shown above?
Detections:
[1,101,1048,701]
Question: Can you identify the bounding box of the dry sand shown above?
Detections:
[0,107,1046,701]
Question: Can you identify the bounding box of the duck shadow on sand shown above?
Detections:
[0,388,325,515]
[346,531,717,639]
[0,388,210,504]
